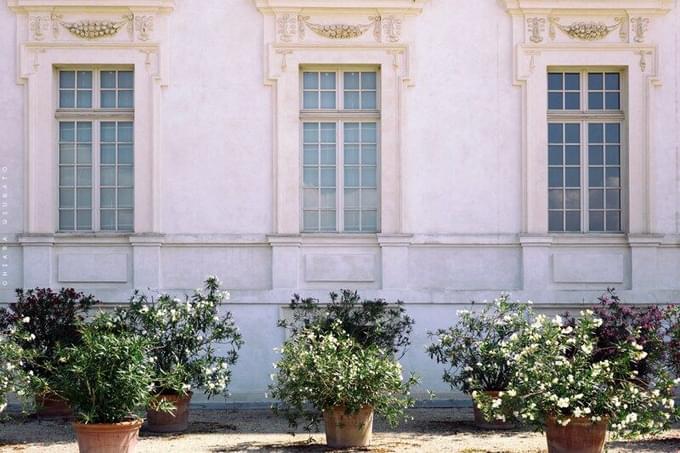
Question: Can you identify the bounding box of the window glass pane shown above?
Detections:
[565,168,580,187]
[362,189,378,209]
[59,167,75,186]
[101,71,116,88]
[303,211,319,231]
[76,90,92,108]
[77,122,92,142]
[362,145,377,165]
[345,189,360,208]
[320,123,336,142]
[59,210,75,230]
[588,145,603,165]
[564,92,580,110]
[605,73,620,90]
[320,144,335,164]
[361,167,377,187]
[588,123,604,143]
[588,92,603,110]
[101,188,116,208]
[548,168,563,187]
[77,71,92,88]
[362,72,377,90]
[564,146,579,165]
[605,92,619,110]
[59,71,75,88]
[344,210,360,232]
[361,123,377,143]
[344,167,360,187]
[320,91,335,109]
[118,122,133,142]
[76,209,91,230]
[118,144,134,164]
[60,123,77,144]
[565,211,581,231]
[100,210,116,230]
[303,145,318,165]
[303,91,318,109]
[320,72,336,89]
[605,123,620,142]
[76,188,91,208]
[606,189,620,209]
[548,124,563,143]
[118,90,134,108]
[101,90,116,108]
[303,123,319,143]
[344,144,360,164]
[344,91,360,109]
[303,168,318,187]
[564,73,580,90]
[344,123,360,143]
[303,189,318,209]
[320,211,336,231]
[606,167,620,187]
[77,145,92,164]
[344,72,360,89]
[320,168,335,187]
[549,190,563,209]
[565,189,580,209]
[101,167,116,186]
[588,73,603,90]
[303,72,318,89]
[118,210,134,231]
[101,144,116,164]
[118,167,134,186]
[606,211,621,231]
[117,188,133,208]
[320,189,335,209]
[59,90,75,108]
[589,190,604,209]
[548,73,563,90]
[76,167,92,186]
[589,167,604,187]
[361,210,377,231]
[589,211,604,231]
[549,211,563,231]
[118,71,134,89]
[605,146,620,165]
[564,124,580,143]
[361,91,377,109]
[548,93,563,110]
[60,189,74,209]
[59,144,75,164]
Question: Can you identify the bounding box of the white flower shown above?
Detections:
[552,315,564,326]
[21,316,30,323]
[561,326,573,334]
[581,343,593,355]
[507,389,517,397]
[492,399,502,408]
[557,398,570,408]
[182,384,191,391]
[558,418,571,426]
[140,306,149,314]
[574,408,583,417]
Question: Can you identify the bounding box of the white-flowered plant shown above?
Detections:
[426,294,533,393]
[474,310,679,438]
[115,276,243,398]
[0,328,39,415]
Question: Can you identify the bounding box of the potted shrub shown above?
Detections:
[269,321,418,448]
[115,276,243,433]
[0,288,96,417]
[475,309,679,453]
[50,313,168,453]
[272,290,417,447]
[426,294,532,429]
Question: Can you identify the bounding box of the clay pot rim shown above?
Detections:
[324,405,374,414]
[546,415,610,427]
[73,418,144,431]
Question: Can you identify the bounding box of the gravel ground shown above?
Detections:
[1,408,679,453]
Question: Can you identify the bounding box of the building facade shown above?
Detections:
[1,0,680,401]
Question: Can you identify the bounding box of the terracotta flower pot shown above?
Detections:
[73,419,143,453]
[35,392,73,418]
[146,392,192,433]
[545,416,608,453]
[472,391,515,430]
[323,405,374,448]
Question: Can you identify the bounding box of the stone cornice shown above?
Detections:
[502,0,672,14]
[7,0,175,12]
[253,0,427,15]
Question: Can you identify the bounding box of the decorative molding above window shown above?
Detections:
[253,0,427,14]
[501,0,672,14]
[7,0,174,10]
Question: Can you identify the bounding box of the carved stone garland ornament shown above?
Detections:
[57,14,133,39]
[549,17,624,41]
[299,16,380,40]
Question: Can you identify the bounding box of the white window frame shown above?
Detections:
[299,65,382,234]
[547,67,628,234]
[54,65,135,232]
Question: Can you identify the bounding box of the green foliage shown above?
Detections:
[426,294,533,393]
[278,290,414,357]
[0,328,40,414]
[50,313,159,424]
[269,321,418,433]
[474,310,679,439]
[115,276,243,397]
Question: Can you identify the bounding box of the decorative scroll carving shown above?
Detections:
[29,15,49,41]
[631,17,649,43]
[277,14,298,42]
[58,14,132,39]
[527,17,545,43]
[299,16,380,40]
[135,15,153,41]
[382,16,402,42]
[549,17,624,41]
[638,49,651,72]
